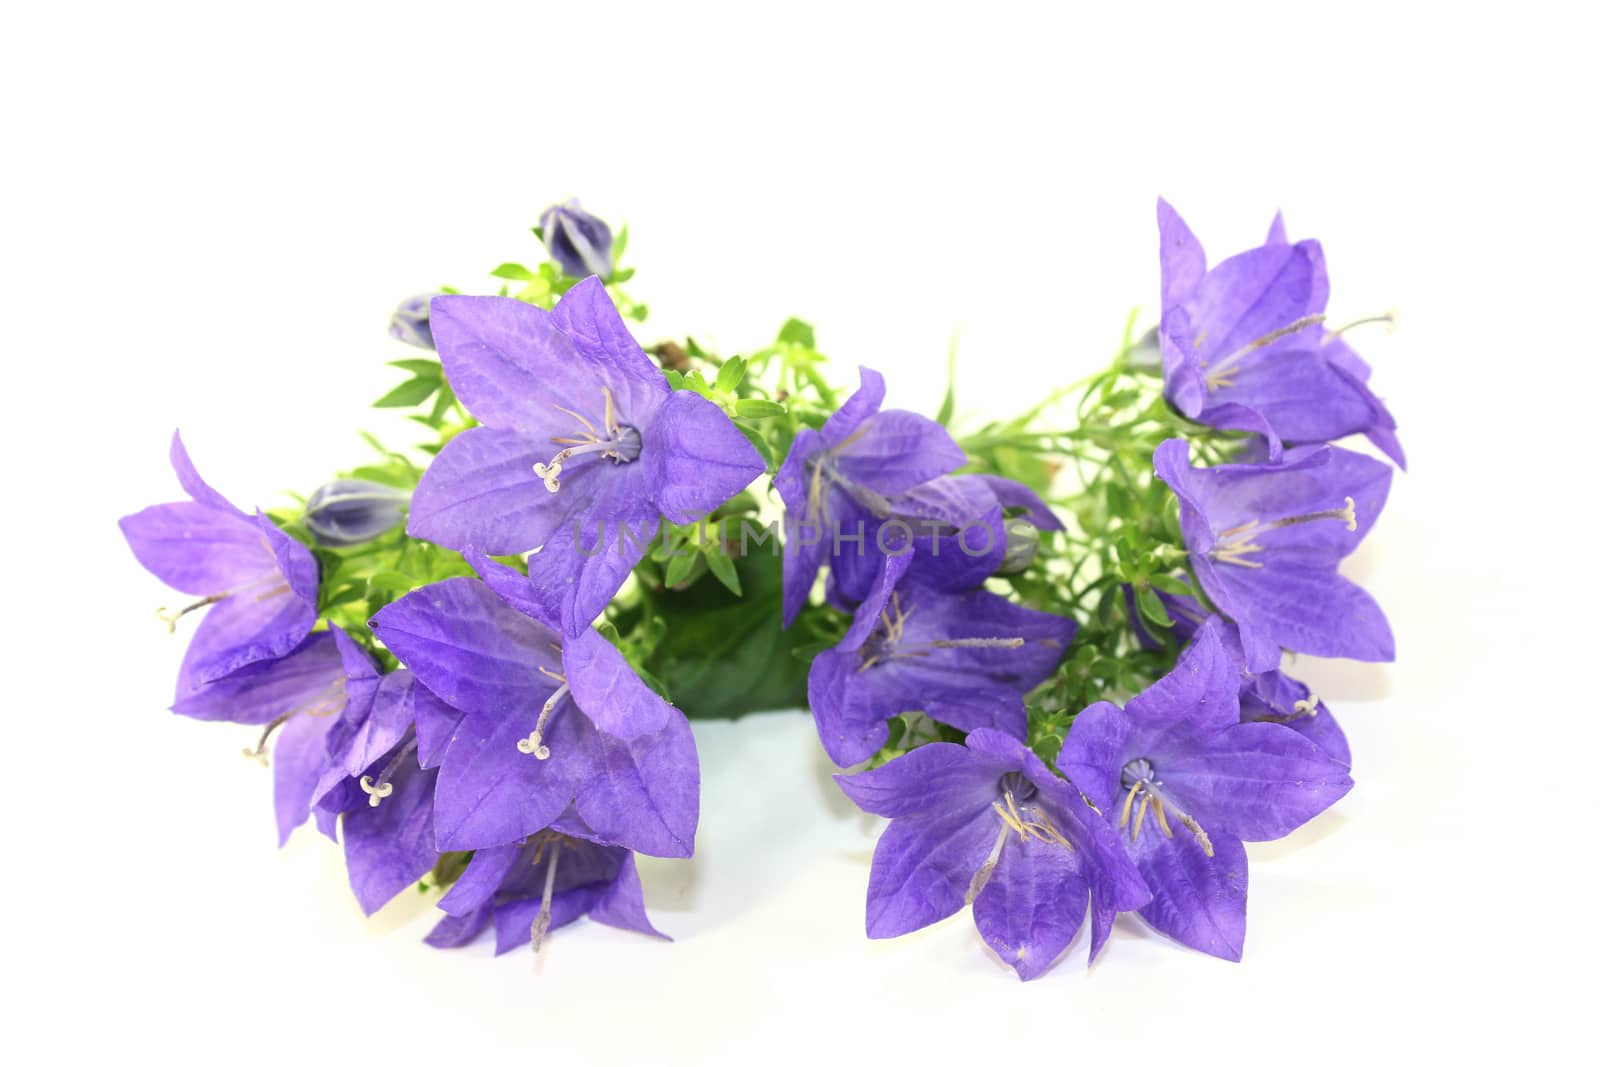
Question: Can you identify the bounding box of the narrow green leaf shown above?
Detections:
[367,571,420,595]
[387,358,442,377]
[664,550,699,587]
[704,549,742,595]
[735,398,786,419]
[374,376,441,408]
[1136,587,1174,627]
[490,262,535,281]
[716,356,747,394]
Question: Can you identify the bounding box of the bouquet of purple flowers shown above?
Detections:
[121,198,1400,978]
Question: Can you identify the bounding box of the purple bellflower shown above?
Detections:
[808,551,1075,767]
[309,667,480,915]
[407,277,764,637]
[389,293,438,350]
[540,200,615,279]
[837,729,1150,979]
[1154,590,1351,766]
[1154,437,1394,673]
[121,431,319,694]
[1057,618,1353,961]
[304,478,410,546]
[1157,199,1404,466]
[826,472,1063,610]
[368,558,699,856]
[425,815,666,954]
[774,367,966,626]
[172,626,376,844]
[336,746,440,916]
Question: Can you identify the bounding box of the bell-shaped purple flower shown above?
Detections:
[389,293,438,350]
[1154,437,1394,673]
[407,277,764,637]
[120,431,320,694]
[539,200,614,279]
[808,551,1075,766]
[1152,590,1351,766]
[1057,619,1353,961]
[425,813,667,954]
[825,472,1062,609]
[304,479,410,546]
[173,626,377,844]
[774,367,966,625]
[368,556,699,856]
[1157,199,1404,466]
[837,728,1150,979]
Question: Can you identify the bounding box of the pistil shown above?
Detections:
[157,595,223,633]
[1119,762,1214,857]
[359,738,418,808]
[241,713,290,766]
[531,842,561,954]
[1212,497,1358,569]
[533,388,640,494]
[1203,314,1327,389]
[517,668,569,759]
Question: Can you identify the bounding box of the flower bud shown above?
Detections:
[1126,326,1162,374]
[389,293,438,350]
[996,518,1040,575]
[305,480,410,547]
[539,200,614,279]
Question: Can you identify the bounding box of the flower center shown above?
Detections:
[1210,496,1357,569]
[517,665,569,760]
[157,573,292,633]
[1118,758,1213,856]
[965,778,1073,903]
[856,592,1028,672]
[533,386,642,493]
[806,449,894,522]
[1201,314,1326,390]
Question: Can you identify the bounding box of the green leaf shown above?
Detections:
[617,550,812,720]
[777,317,815,348]
[490,262,535,281]
[715,356,747,394]
[1148,573,1193,596]
[612,223,629,263]
[1136,586,1173,628]
[704,549,742,595]
[374,376,441,409]
[367,571,420,595]
[386,358,442,378]
[735,398,786,420]
[663,549,699,587]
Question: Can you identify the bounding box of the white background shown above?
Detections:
[5,1,1593,1061]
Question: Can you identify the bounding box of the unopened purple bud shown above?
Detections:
[1126,326,1162,374]
[305,480,410,546]
[389,294,438,350]
[539,200,614,279]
